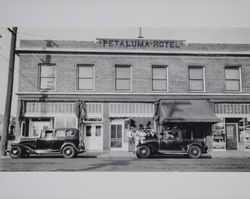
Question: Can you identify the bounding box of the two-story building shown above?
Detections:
[15,38,250,152]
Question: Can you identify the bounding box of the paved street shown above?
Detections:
[1,151,250,171]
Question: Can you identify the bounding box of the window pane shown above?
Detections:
[66,130,75,137]
[40,78,55,90]
[86,126,92,136]
[79,78,93,90]
[55,118,65,128]
[153,67,166,79]
[55,130,65,137]
[79,66,93,78]
[95,126,101,136]
[116,79,130,90]
[226,80,240,91]
[41,65,55,77]
[116,67,130,78]
[117,125,122,138]
[225,68,239,79]
[190,80,203,91]
[189,68,203,79]
[153,80,167,90]
[111,125,116,138]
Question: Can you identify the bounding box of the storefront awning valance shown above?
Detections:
[156,100,220,123]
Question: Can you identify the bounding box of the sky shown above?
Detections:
[1,27,250,116]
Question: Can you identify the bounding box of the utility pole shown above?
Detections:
[0,27,17,156]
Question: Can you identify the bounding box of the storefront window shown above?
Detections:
[212,122,226,150]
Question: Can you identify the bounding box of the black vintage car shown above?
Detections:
[136,131,208,159]
[9,128,85,158]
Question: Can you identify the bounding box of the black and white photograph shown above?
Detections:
[1,0,250,199]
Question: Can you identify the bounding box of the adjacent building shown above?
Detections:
[16,38,250,152]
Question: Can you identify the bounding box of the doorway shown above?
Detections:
[226,123,238,150]
[84,124,103,150]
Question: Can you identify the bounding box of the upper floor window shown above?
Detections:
[188,66,204,91]
[152,66,168,91]
[115,65,131,90]
[78,65,94,90]
[225,66,241,91]
[39,64,56,90]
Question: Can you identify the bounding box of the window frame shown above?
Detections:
[115,65,132,91]
[38,63,56,91]
[152,65,168,91]
[225,66,242,92]
[188,66,205,92]
[77,64,95,91]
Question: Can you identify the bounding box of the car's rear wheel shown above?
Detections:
[62,146,76,158]
[188,145,202,159]
[10,146,23,159]
[136,145,151,158]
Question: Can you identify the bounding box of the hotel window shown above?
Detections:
[78,65,94,90]
[39,64,56,90]
[115,65,131,90]
[225,66,241,91]
[188,66,204,91]
[152,66,168,91]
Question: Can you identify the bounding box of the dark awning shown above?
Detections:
[157,100,220,123]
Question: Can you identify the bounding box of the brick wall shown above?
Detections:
[19,54,250,94]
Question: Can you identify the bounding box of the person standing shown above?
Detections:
[128,127,135,152]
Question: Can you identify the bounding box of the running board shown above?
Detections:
[159,151,187,155]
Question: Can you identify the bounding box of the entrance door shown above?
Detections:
[110,121,124,150]
[226,123,238,150]
[30,121,51,137]
[84,124,103,150]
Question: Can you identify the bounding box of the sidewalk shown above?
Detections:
[210,150,250,159]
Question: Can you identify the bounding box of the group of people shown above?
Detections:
[127,122,158,153]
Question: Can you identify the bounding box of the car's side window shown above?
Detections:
[41,130,53,139]
[66,130,75,137]
[55,130,66,138]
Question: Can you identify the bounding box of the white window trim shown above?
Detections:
[152,65,168,92]
[115,65,132,91]
[39,64,56,91]
[225,66,242,92]
[77,64,95,91]
[188,66,205,92]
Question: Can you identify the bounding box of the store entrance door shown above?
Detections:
[226,123,238,150]
[110,120,124,150]
[84,124,103,151]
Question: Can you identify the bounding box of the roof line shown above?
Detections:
[15,49,250,57]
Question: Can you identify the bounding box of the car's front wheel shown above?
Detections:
[10,146,23,159]
[62,146,76,158]
[136,145,151,158]
[188,145,202,159]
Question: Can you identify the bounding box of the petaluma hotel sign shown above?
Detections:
[96,38,186,49]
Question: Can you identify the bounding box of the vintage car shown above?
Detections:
[9,128,85,158]
[136,131,208,159]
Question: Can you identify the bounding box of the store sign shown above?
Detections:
[96,38,186,49]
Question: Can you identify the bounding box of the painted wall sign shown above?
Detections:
[96,38,186,49]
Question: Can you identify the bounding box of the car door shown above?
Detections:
[159,131,183,153]
[52,129,67,151]
[36,129,54,151]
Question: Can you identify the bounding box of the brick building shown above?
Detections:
[16,38,250,151]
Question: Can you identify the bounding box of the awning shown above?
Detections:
[157,100,220,123]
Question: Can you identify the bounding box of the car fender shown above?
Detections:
[60,142,78,152]
[137,143,158,153]
[186,143,202,151]
[10,143,37,154]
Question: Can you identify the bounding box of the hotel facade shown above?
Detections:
[15,38,250,152]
